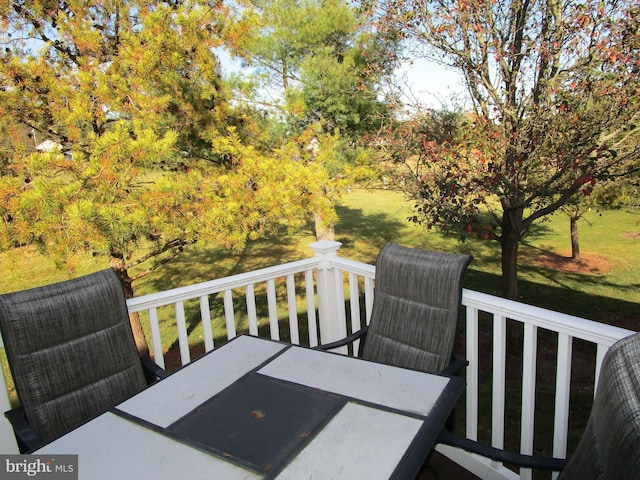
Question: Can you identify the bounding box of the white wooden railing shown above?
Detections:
[0,240,634,480]
[448,290,633,480]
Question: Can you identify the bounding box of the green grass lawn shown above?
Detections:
[2,187,639,327]
[335,189,640,327]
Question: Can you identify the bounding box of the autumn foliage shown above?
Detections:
[0,1,338,287]
[374,0,640,298]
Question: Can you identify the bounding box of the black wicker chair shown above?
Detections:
[0,269,166,452]
[316,243,472,377]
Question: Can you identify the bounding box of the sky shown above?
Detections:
[395,58,468,109]
[218,48,469,112]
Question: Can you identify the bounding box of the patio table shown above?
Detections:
[37,335,464,479]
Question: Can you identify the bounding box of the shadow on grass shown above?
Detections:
[335,203,408,251]
[140,224,318,295]
[466,266,639,328]
[334,202,499,266]
[335,200,638,328]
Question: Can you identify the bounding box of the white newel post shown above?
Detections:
[309,241,348,352]
[0,339,19,453]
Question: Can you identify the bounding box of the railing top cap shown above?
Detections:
[309,240,342,255]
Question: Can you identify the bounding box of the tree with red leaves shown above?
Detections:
[375,0,640,299]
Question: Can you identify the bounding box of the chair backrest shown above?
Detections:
[362,243,472,374]
[559,332,640,480]
[0,269,147,443]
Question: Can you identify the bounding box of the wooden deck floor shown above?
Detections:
[418,451,482,480]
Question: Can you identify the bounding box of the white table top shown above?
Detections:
[258,345,450,416]
[37,412,261,480]
[37,335,463,480]
[275,402,423,479]
[118,335,287,427]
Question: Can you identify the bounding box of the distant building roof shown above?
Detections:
[35,139,62,152]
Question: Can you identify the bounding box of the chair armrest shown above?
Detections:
[140,356,169,382]
[438,430,567,471]
[5,408,46,453]
[313,327,368,354]
[440,357,469,377]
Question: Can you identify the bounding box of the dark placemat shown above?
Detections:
[167,373,346,472]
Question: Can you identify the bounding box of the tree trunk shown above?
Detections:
[109,254,150,358]
[501,206,525,350]
[570,215,581,260]
[501,207,524,300]
[314,213,335,241]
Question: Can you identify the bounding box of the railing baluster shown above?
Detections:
[148,307,165,369]
[286,274,299,344]
[200,295,214,352]
[348,272,361,353]
[594,343,608,394]
[466,306,480,441]
[175,301,191,365]
[266,279,279,340]
[364,276,374,324]
[552,333,573,479]
[333,268,347,337]
[520,324,538,480]
[223,290,236,339]
[246,284,259,336]
[491,314,507,470]
[305,269,318,347]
